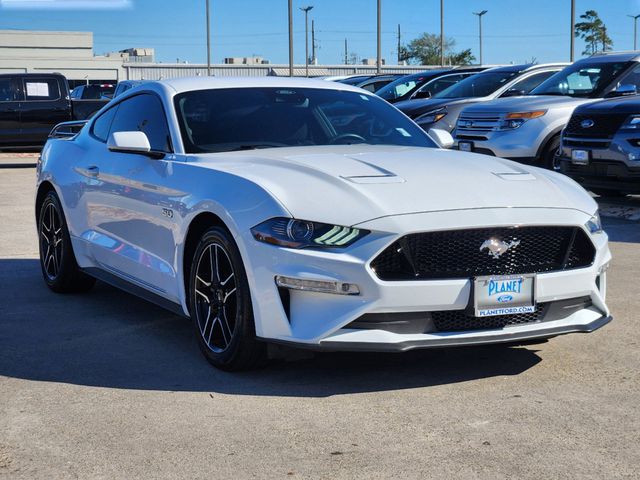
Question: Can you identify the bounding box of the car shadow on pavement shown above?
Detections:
[0,258,543,397]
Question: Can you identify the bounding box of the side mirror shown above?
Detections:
[502,88,526,98]
[412,89,432,100]
[428,128,454,149]
[108,131,164,159]
[605,84,637,98]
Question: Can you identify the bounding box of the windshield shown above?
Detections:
[376,73,439,100]
[174,87,437,154]
[530,61,631,98]
[433,71,519,99]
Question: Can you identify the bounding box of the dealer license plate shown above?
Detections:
[458,141,473,152]
[474,274,536,317]
[571,149,589,165]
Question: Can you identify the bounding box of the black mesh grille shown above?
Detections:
[371,226,595,281]
[431,303,549,332]
[565,113,628,138]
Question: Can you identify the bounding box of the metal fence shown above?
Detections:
[123,63,443,80]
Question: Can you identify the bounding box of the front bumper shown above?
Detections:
[243,207,611,351]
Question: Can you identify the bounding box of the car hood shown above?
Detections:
[194,145,596,226]
[461,95,596,113]
[573,95,640,114]
[396,98,473,118]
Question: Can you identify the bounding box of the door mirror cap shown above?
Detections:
[108,131,164,159]
[412,89,432,100]
[605,84,637,98]
[428,128,455,149]
[502,88,527,98]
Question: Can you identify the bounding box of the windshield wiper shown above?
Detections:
[227,143,285,152]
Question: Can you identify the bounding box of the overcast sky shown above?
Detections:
[2,0,640,65]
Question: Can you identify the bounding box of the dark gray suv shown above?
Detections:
[560,95,640,195]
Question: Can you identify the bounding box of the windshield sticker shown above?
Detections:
[396,128,411,137]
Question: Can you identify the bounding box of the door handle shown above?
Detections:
[87,165,99,177]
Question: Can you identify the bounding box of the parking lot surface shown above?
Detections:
[1,163,639,479]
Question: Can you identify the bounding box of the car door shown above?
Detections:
[19,76,71,144]
[87,93,181,299]
[0,76,22,145]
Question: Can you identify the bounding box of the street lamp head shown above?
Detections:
[629,14,640,19]
[473,10,488,17]
[300,5,313,13]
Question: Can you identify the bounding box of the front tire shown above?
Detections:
[541,135,561,171]
[38,191,96,293]
[188,226,266,371]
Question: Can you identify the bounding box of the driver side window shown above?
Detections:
[108,93,172,152]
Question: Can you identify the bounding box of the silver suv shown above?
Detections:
[454,52,640,169]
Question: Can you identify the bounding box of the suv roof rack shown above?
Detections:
[590,50,640,57]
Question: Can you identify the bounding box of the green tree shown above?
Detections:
[404,33,476,66]
[575,10,613,56]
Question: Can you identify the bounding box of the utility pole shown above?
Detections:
[311,20,316,64]
[440,0,445,66]
[288,0,293,76]
[397,24,401,64]
[628,14,640,50]
[344,38,348,65]
[300,6,313,77]
[376,0,382,74]
[206,0,211,76]
[473,10,488,65]
[570,0,575,61]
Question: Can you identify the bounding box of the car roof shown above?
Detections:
[480,63,567,74]
[584,51,640,63]
[153,76,373,95]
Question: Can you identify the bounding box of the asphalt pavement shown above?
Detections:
[1,163,639,479]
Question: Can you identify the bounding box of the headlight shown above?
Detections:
[585,211,603,234]
[251,218,369,249]
[620,115,640,130]
[499,110,546,130]
[415,107,447,125]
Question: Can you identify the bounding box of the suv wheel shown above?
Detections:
[541,135,561,171]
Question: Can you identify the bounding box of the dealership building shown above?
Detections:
[0,29,425,85]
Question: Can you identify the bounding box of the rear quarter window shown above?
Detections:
[91,105,119,142]
[23,78,61,101]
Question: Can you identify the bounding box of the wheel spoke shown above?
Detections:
[195,288,210,303]
[201,306,211,336]
[207,315,218,345]
[223,288,236,303]
[213,245,221,283]
[221,272,234,286]
[218,311,230,346]
[196,274,211,287]
[41,231,50,244]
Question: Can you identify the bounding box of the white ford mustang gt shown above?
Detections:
[36,77,611,370]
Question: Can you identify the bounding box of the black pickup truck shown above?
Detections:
[0,73,109,148]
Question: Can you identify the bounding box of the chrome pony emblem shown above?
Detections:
[580,119,595,129]
[480,238,521,259]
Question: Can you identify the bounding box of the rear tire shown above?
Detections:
[188,226,266,371]
[38,191,96,293]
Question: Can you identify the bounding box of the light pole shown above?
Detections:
[206,0,211,76]
[300,6,313,77]
[570,0,575,62]
[376,0,382,74]
[628,14,640,50]
[288,0,293,77]
[473,10,488,65]
[440,0,444,66]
